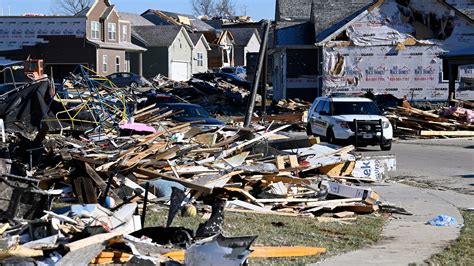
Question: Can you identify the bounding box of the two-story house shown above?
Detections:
[0,0,146,78]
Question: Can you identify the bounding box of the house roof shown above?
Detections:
[188,33,211,50]
[276,0,313,22]
[132,25,193,47]
[100,5,116,20]
[226,28,260,46]
[142,9,215,32]
[119,12,154,26]
[440,47,474,59]
[87,39,146,52]
[311,0,374,41]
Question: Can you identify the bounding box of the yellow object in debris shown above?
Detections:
[163,246,326,261]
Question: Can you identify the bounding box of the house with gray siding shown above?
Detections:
[226,28,261,66]
[189,33,211,74]
[131,25,194,81]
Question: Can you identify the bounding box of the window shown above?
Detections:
[321,101,331,115]
[315,100,326,113]
[108,23,116,41]
[91,21,100,39]
[121,25,128,42]
[103,55,108,73]
[197,52,204,67]
[115,56,120,72]
[332,102,381,116]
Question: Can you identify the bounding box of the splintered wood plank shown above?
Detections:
[419,130,474,137]
[123,142,167,168]
[276,156,286,170]
[289,155,299,168]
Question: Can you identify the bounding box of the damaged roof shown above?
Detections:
[226,28,261,46]
[119,12,154,26]
[312,0,374,41]
[142,9,215,32]
[276,0,313,22]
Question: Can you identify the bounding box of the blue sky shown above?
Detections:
[0,0,276,19]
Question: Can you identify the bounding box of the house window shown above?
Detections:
[116,56,120,72]
[197,52,204,67]
[91,21,100,39]
[121,25,128,42]
[108,23,116,41]
[103,55,108,73]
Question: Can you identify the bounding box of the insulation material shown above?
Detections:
[346,0,474,49]
[346,1,414,46]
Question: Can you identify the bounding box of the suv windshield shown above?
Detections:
[332,101,382,116]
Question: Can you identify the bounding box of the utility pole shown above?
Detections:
[244,20,270,127]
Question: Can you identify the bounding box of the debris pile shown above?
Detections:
[0,67,399,264]
[155,72,257,115]
[387,103,474,138]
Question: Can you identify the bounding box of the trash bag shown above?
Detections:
[426,215,458,227]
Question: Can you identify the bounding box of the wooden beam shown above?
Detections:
[163,246,326,261]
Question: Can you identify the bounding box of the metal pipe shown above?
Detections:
[244,21,271,127]
[141,182,150,228]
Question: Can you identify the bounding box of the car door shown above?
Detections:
[310,100,329,136]
[318,100,332,136]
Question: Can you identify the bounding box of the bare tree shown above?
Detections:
[51,0,92,15]
[191,0,236,18]
[191,0,216,17]
[214,0,235,18]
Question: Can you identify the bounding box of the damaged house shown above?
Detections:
[274,0,474,101]
[0,0,146,78]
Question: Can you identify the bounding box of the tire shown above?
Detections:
[306,123,313,136]
[130,81,138,89]
[380,140,392,151]
[326,128,336,144]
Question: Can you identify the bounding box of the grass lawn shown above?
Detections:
[146,208,387,265]
[429,210,474,265]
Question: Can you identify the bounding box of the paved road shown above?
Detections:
[355,138,474,195]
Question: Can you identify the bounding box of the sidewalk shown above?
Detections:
[316,183,473,266]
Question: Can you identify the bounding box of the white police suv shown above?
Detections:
[307,97,393,151]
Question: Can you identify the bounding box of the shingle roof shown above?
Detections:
[100,5,115,20]
[132,25,182,47]
[188,33,203,45]
[119,12,154,26]
[226,28,260,46]
[312,0,374,41]
[276,0,313,21]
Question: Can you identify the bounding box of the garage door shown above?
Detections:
[171,61,189,81]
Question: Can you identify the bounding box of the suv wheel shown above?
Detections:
[380,140,392,151]
[326,128,336,144]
